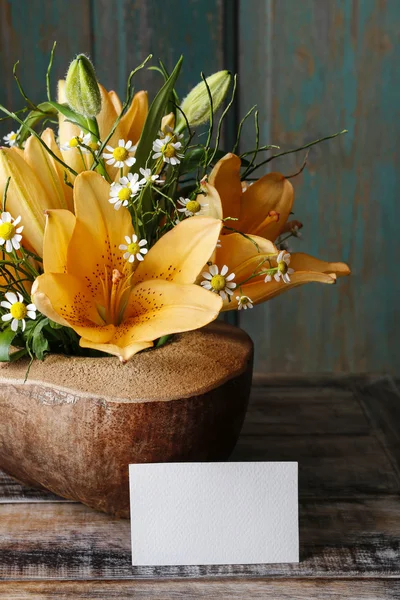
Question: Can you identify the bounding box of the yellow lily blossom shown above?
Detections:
[0,128,73,256]
[201,153,294,240]
[32,171,223,361]
[58,80,148,176]
[213,233,349,311]
[197,153,350,310]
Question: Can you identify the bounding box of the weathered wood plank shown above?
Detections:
[91,0,224,102]
[0,496,399,579]
[1,378,399,501]
[0,0,92,137]
[234,434,400,496]
[238,0,400,374]
[1,578,399,599]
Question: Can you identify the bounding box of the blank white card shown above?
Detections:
[129,462,299,566]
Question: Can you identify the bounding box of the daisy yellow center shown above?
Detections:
[211,274,226,292]
[88,141,98,150]
[0,222,15,240]
[186,200,201,214]
[162,143,176,158]
[69,137,81,148]
[113,147,129,161]
[239,297,249,306]
[127,242,140,255]
[10,302,27,320]
[118,188,131,201]
[10,133,17,141]
[278,260,288,275]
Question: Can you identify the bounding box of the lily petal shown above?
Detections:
[41,128,74,211]
[134,216,222,285]
[79,338,153,362]
[119,279,223,344]
[289,253,351,277]
[24,133,69,211]
[223,270,337,311]
[67,172,134,295]
[32,272,113,338]
[43,209,76,274]
[215,233,278,281]
[208,153,242,220]
[108,90,123,114]
[119,91,148,145]
[0,148,50,255]
[198,182,223,220]
[239,172,294,239]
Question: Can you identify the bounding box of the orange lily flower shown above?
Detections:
[196,153,350,311]
[212,233,349,311]
[58,81,148,176]
[0,128,73,256]
[32,171,222,361]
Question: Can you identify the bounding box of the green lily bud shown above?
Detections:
[179,70,231,129]
[65,54,102,118]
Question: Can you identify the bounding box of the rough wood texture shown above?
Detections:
[0,376,400,598]
[1,579,399,599]
[0,322,253,517]
[238,0,400,374]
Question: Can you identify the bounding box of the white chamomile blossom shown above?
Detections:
[265,250,294,284]
[152,135,183,166]
[60,130,86,152]
[119,234,148,263]
[1,292,36,332]
[201,264,236,301]
[109,173,142,211]
[80,132,100,154]
[138,168,159,185]
[236,295,254,310]
[103,139,136,168]
[177,196,208,218]
[0,212,23,252]
[3,131,18,147]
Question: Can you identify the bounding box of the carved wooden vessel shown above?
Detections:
[0,322,253,517]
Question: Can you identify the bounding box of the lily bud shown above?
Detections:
[65,54,102,118]
[179,70,231,128]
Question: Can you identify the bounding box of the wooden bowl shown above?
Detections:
[0,322,253,517]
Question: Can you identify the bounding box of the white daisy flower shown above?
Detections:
[1,292,36,332]
[0,212,24,252]
[119,234,148,263]
[80,132,100,154]
[103,139,136,168]
[152,135,183,166]
[109,173,142,211]
[236,295,254,310]
[201,264,236,301]
[177,196,208,218]
[265,250,294,284]
[60,130,86,152]
[138,168,159,185]
[3,131,18,147]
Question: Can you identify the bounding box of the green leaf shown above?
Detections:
[47,101,89,132]
[0,329,17,362]
[31,318,50,361]
[18,101,57,145]
[134,56,183,172]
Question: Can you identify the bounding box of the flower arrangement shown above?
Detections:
[0,50,350,364]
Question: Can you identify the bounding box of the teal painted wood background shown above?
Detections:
[0,0,398,374]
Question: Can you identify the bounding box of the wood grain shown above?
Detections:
[1,579,399,599]
[1,376,400,588]
[1,495,400,580]
[238,0,400,374]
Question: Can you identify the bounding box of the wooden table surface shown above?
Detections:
[1,375,400,599]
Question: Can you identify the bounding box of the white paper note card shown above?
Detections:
[129,461,299,566]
